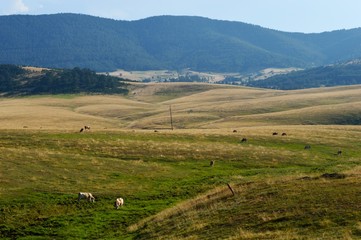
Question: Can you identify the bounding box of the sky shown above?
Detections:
[1,0,361,33]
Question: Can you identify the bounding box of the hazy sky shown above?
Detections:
[1,0,361,33]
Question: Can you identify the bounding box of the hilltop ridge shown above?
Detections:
[1,14,361,72]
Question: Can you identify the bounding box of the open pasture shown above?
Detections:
[1,83,361,239]
[1,125,361,239]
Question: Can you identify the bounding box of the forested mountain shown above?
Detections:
[1,14,361,73]
[246,59,361,90]
[0,64,128,95]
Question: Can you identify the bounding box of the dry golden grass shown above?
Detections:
[0,83,361,130]
[22,66,49,72]
[0,97,121,130]
[128,185,229,233]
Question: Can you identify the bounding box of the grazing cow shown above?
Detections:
[304,145,311,150]
[272,132,278,136]
[114,198,124,209]
[337,150,342,156]
[282,133,287,136]
[78,192,95,202]
[233,130,237,133]
[241,138,247,142]
[210,160,215,167]
[84,125,90,130]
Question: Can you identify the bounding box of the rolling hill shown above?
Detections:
[1,82,361,130]
[1,14,361,72]
[246,59,361,89]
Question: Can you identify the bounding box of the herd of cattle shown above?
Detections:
[235,130,343,155]
[78,192,124,209]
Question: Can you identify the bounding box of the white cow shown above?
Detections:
[114,198,124,209]
[78,192,95,202]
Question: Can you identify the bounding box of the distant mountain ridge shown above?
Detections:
[1,13,361,72]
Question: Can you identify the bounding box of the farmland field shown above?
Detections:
[1,83,361,239]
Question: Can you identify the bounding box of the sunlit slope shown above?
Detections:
[0,83,361,129]
[126,84,361,129]
[129,172,361,239]
[0,95,151,130]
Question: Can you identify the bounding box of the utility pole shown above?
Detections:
[169,105,174,130]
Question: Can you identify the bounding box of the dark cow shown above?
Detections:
[337,150,342,156]
[304,145,311,150]
[272,132,278,136]
[282,133,287,136]
[210,160,215,167]
[240,138,247,143]
[233,130,237,133]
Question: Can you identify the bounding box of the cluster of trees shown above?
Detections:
[0,65,128,95]
[143,74,208,83]
[218,76,246,85]
[165,75,208,83]
[0,64,26,92]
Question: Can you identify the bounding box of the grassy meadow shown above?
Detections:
[1,83,361,239]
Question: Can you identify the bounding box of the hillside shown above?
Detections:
[246,59,361,89]
[1,82,361,130]
[1,14,361,72]
[0,64,128,95]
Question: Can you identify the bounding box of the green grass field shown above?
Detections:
[1,125,361,239]
[1,83,361,239]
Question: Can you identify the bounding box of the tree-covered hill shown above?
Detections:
[1,14,361,73]
[246,59,361,90]
[0,64,128,95]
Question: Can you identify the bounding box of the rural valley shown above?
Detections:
[1,12,361,240]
